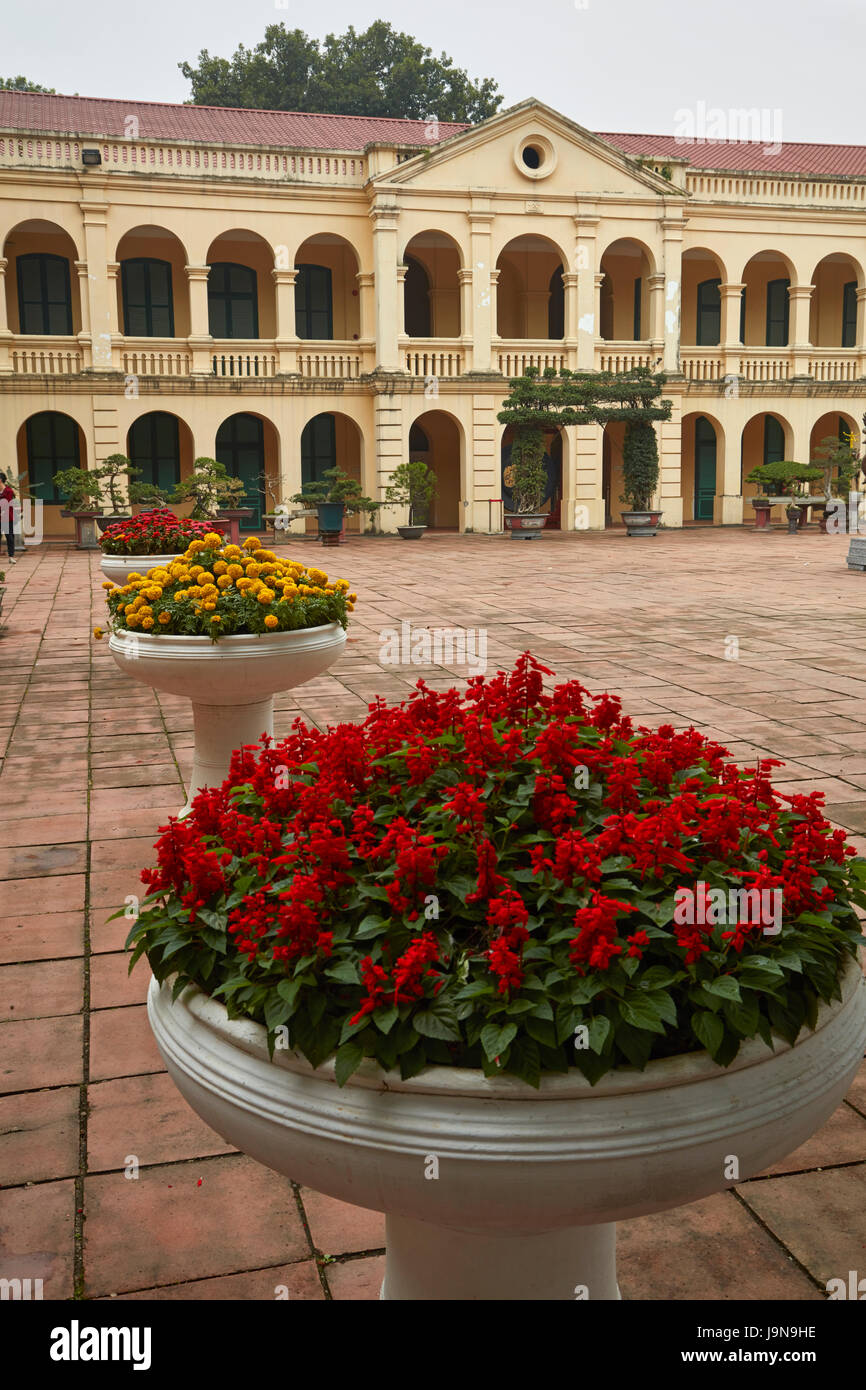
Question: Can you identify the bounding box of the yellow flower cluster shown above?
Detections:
[101,534,357,642]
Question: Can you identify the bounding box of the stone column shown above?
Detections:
[396,263,408,341]
[562,271,579,369]
[356,271,375,346]
[457,267,473,368]
[660,216,683,374]
[79,194,117,371]
[789,284,815,378]
[718,416,743,525]
[370,203,402,373]
[185,264,213,375]
[74,260,92,368]
[0,259,12,373]
[272,267,298,374]
[647,272,665,349]
[573,211,599,370]
[720,283,745,379]
[467,208,497,374]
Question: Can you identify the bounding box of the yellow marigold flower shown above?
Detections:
[236,578,253,592]
[203,601,217,612]
[223,544,243,560]
[187,539,207,554]
[158,611,171,625]
[203,532,223,547]
[187,586,203,600]
[93,626,104,639]
[253,549,277,563]
[245,562,261,579]
[201,584,219,597]
[101,581,114,591]
[216,574,232,589]
[226,563,244,580]
[243,536,261,550]
[264,614,279,629]
[348,592,358,603]
[212,560,228,575]
[210,615,221,625]
[257,588,275,605]
[307,568,328,586]
[127,572,144,582]
[145,586,163,601]
[125,613,141,628]
[138,605,153,617]
[175,590,189,601]
[336,579,350,592]
[198,572,215,585]
[189,565,204,579]
[141,616,155,630]
[150,569,170,583]
[347,603,355,612]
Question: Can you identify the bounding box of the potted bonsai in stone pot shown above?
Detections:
[291,466,378,547]
[385,460,436,540]
[53,466,105,549]
[169,459,250,544]
[502,426,549,536]
[126,654,866,1300]
[619,420,663,537]
[745,461,825,534]
[811,434,860,533]
[96,531,355,813]
[99,510,221,584]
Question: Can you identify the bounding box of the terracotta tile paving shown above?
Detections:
[1,528,865,1301]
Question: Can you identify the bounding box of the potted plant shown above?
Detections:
[53,466,105,549]
[384,459,436,539]
[98,510,221,584]
[92,453,140,532]
[96,532,355,813]
[619,420,663,536]
[502,427,549,535]
[169,458,250,544]
[291,466,379,547]
[811,433,862,535]
[127,653,866,1300]
[744,462,825,533]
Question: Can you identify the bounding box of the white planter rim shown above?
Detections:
[162,952,863,1103]
[109,622,343,663]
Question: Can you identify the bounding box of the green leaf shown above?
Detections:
[588,1015,611,1054]
[506,1037,541,1088]
[355,914,389,939]
[692,1009,724,1056]
[704,975,742,1003]
[525,1015,556,1049]
[325,960,360,985]
[373,1004,399,1035]
[277,978,301,1010]
[413,1000,461,1042]
[481,1021,518,1061]
[619,994,668,1034]
[335,1039,365,1087]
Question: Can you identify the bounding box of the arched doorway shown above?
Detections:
[599,239,655,341]
[693,417,717,520]
[496,236,567,339]
[299,412,364,532]
[402,232,462,338]
[127,412,194,494]
[602,422,626,527]
[409,411,462,528]
[294,233,361,341]
[16,410,88,539]
[215,413,277,529]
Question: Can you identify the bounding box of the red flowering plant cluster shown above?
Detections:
[125,654,866,1087]
[100,510,220,556]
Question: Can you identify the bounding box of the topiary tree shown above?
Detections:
[169,458,247,519]
[506,427,548,515]
[621,423,660,511]
[745,461,825,498]
[291,465,378,516]
[384,460,436,525]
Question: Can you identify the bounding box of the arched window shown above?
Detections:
[843,281,857,348]
[403,257,431,337]
[17,253,72,335]
[208,263,258,339]
[215,414,265,528]
[766,278,790,346]
[128,413,180,491]
[764,416,785,465]
[121,259,174,337]
[696,279,721,346]
[409,423,430,453]
[301,414,337,487]
[295,264,333,339]
[25,412,79,503]
[548,267,564,339]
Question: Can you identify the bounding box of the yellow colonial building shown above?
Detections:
[1,89,865,536]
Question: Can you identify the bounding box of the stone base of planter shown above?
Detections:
[185,697,273,815]
[380,1213,620,1301]
[847,537,866,570]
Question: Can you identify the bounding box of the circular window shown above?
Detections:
[514,134,556,180]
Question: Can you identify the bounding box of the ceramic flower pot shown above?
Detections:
[109,623,346,814]
[504,513,547,538]
[397,525,427,540]
[621,510,663,537]
[148,955,866,1301]
[99,553,181,585]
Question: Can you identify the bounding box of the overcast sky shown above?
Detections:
[0,0,861,145]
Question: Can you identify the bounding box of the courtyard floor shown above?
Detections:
[1,524,866,1301]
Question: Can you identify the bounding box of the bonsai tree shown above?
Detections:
[384,459,436,525]
[168,457,247,520]
[291,465,378,516]
[745,461,825,499]
[92,454,138,514]
[810,435,862,499]
[505,427,548,515]
[52,466,104,513]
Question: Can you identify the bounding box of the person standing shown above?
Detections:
[0,473,17,564]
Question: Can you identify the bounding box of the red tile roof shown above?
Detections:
[599,130,866,179]
[2,91,865,178]
[0,91,469,151]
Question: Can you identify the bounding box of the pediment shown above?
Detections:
[374,99,683,200]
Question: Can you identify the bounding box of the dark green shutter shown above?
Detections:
[766,278,790,346]
[842,281,857,348]
[25,412,79,502]
[208,263,258,339]
[17,254,72,335]
[696,279,721,346]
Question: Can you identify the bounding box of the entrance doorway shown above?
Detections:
[694,416,717,521]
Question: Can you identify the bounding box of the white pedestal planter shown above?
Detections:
[110,624,346,813]
[148,956,866,1300]
[100,553,179,585]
